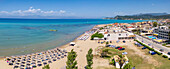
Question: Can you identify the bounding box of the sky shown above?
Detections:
[0,0,170,19]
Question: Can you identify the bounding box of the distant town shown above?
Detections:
[104,13,170,20]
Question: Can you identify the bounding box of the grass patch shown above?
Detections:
[99,45,170,69]
[162,43,167,46]
[125,48,154,69]
[134,39,162,55]
[133,44,170,69]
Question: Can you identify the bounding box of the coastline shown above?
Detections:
[0,24,101,69]
[1,21,157,69]
[0,25,96,59]
[58,25,97,49]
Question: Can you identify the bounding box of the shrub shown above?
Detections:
[123,63,131,69]
[106,42,109,45]
[99,27,104,30]
[86,48,93,69]
[135,40,155,51]
[112,59,115,65]
[118,55,122,58]
[109,61,113,65]
[91,32,104,40]
[153,22,158,27]
[42,64,50,69]
[169,58,170,60]
[154,51,162,55]
[162,55,168,58]
[66,49,78,69]
[162,43,167,46]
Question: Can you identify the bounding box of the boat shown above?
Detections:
[49,29,57,31]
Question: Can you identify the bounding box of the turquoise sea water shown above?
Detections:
[0,19,146,56]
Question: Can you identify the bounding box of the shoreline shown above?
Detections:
[0,25,97,59]
[58,25,97,49]
[0,24,100,69]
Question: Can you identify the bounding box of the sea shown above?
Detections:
[0,19,147,56]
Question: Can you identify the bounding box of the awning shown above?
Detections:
[70,42,75,45]
[94,37,99,40]
[153,33,158,36]
[155,39,163,42]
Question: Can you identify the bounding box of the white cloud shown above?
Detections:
[0,7,66,16]
[59,10,66,13]
[0,11,8,13]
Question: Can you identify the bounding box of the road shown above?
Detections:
[136,35,170,53]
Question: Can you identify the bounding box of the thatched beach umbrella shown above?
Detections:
[21,62,25,64]
[57,57,60,59]
[20,64,25,68]
[32,64,37,68]
[13,65,19,68]
[37,63,42,66]
[53,59,56,61]
[37,61,41,63]
[15,62,20,65]
[8,62,13,65]
[26,63,31,66]
[43,62,47,65]
[48,60,52,63]
[17,59,21,62]
[61,56,64,58]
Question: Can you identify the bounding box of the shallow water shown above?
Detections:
[0,19,146,56]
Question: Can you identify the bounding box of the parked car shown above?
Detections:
[118,47,123,50]
[148,44,151,46]
[149,51,156,55]
[106,45,111,47]
[110,45,116,48]
[159,49,164,52]
[151,52,157,55]
[137,44,142,47]
[122,52,127,55]
[142,47,147,49]
[115,46,120,49]
[123,41,126,43]
[167,52,170,55]
[119,48,125,50]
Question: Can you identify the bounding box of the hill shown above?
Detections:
[104,13,170,20]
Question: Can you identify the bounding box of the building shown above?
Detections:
[153,26,170,42]
[117,33,135,40]
[107,32,135,40]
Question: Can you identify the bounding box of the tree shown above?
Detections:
[91,32,104,40]
[153,22,158,27]
[101,49,111,58]
[42,64,50,69]
[106,41,109,45]
[86,48,93,69]
[99,27,104,30]
[66,49,78,69]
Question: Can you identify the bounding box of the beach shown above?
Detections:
[0,25,105,69]
[0,21,150,69]
[1,22,170,69]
